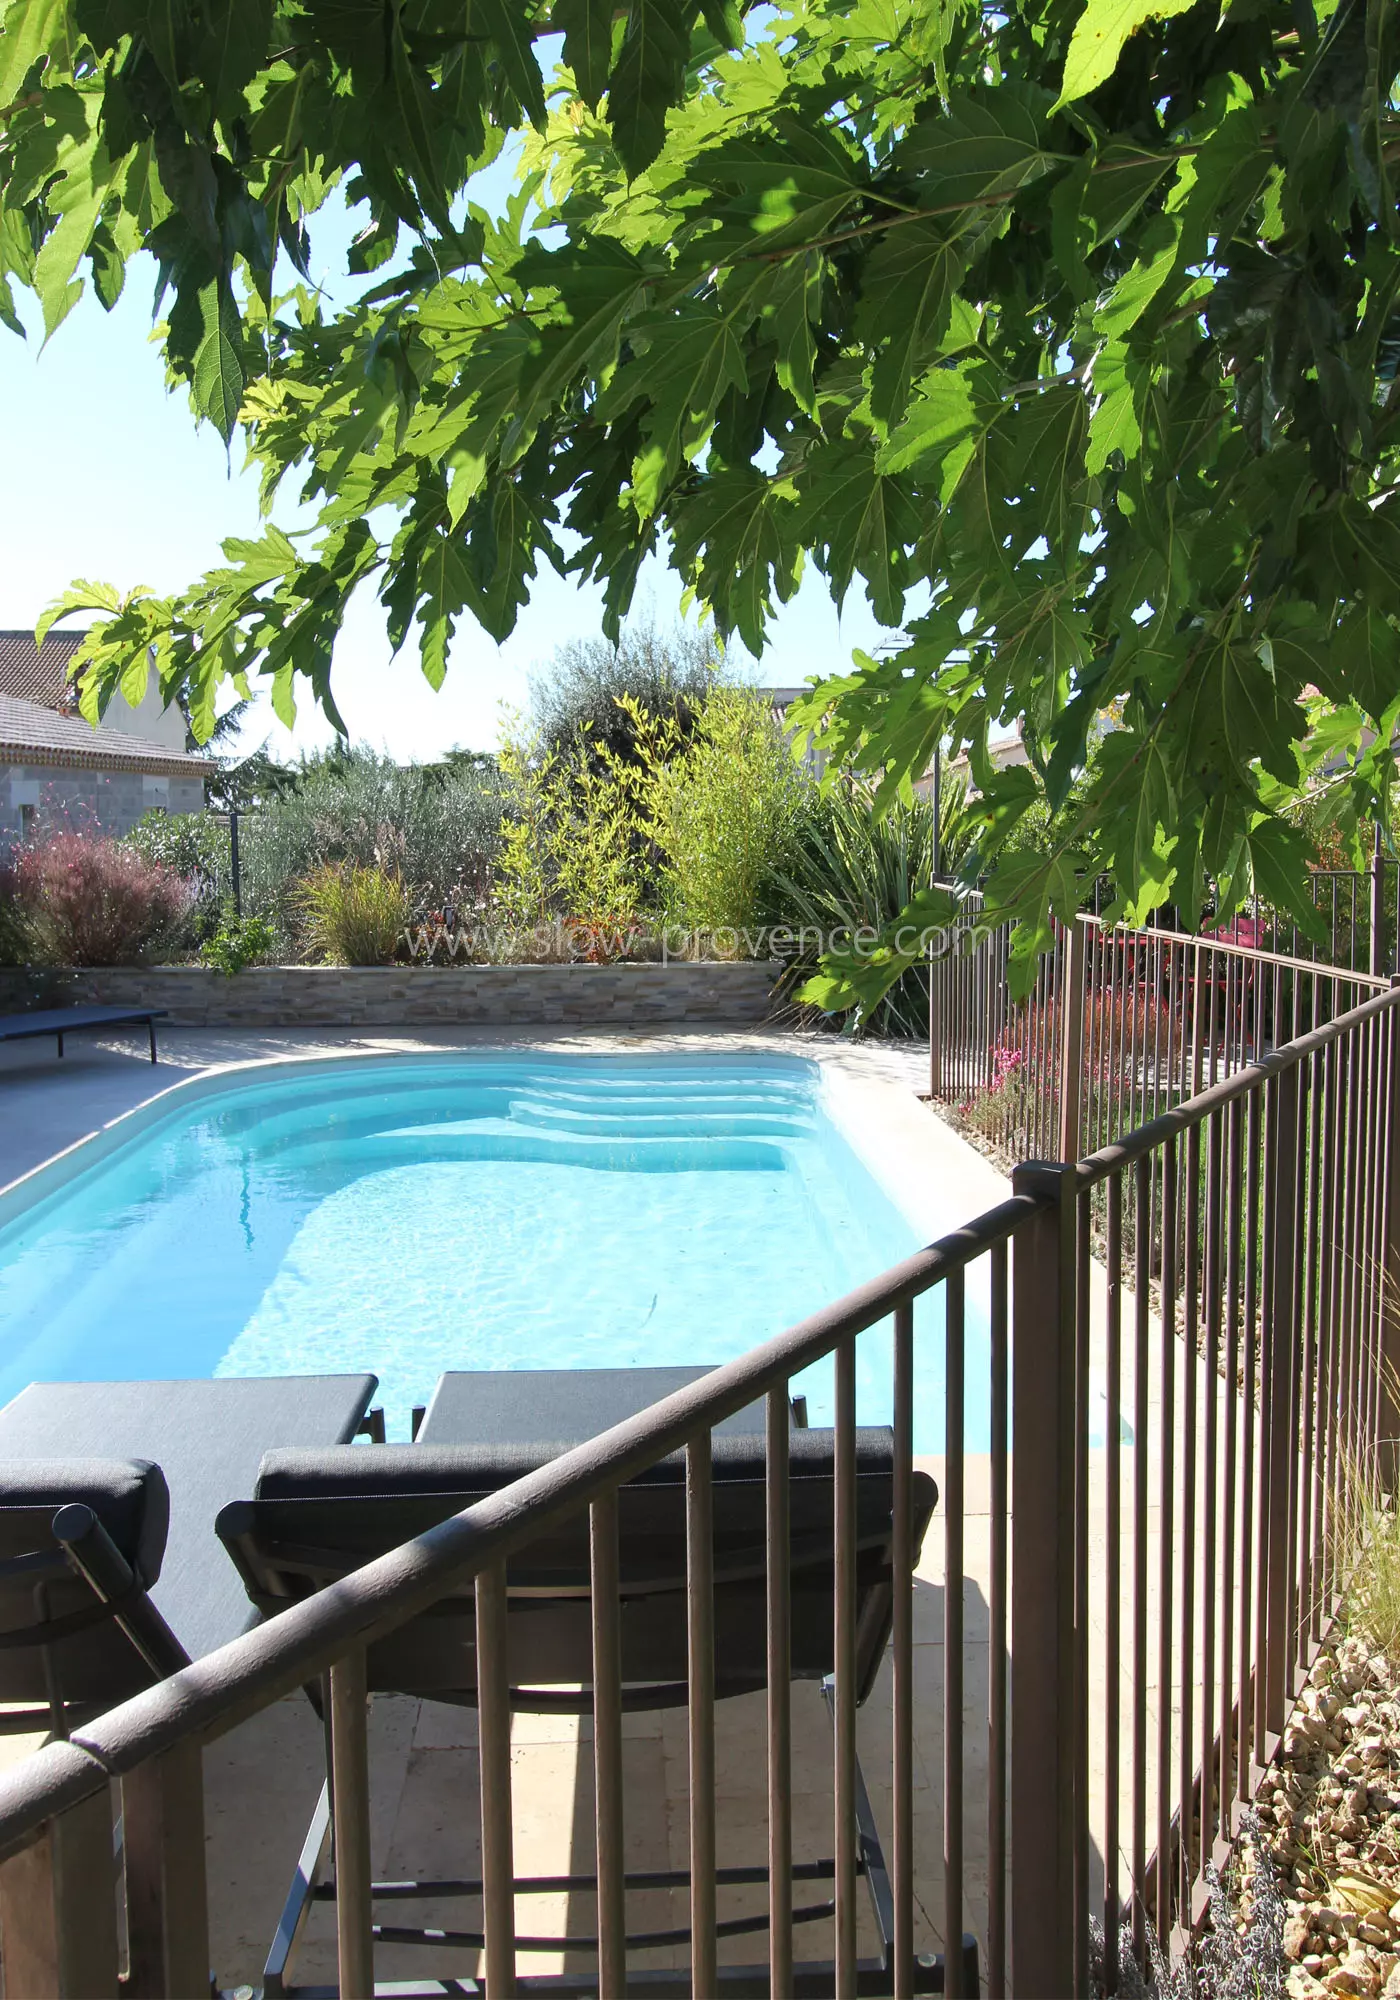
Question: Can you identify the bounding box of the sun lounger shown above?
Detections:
[413,1363,777,1443]
[216,1368,955,1995]
[0,1375,381,1663]
[0,1375,381,1993]
[0,1004,169,1064]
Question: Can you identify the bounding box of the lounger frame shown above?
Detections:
[263,1681,977,1998]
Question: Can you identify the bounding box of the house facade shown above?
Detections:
[924,721,1030,797]
[0,632,212,845]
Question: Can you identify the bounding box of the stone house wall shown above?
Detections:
[2,767,206,845]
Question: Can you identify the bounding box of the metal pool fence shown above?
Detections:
[931,904,1391,1167]
[0,985,1395,1997]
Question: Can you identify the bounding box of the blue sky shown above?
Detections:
[0,172,893,764]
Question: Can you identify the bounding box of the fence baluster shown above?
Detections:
[1059,920,1088,1161]
[1262,1071,1301,1747]
[834,1335,858,2000]
[767,1384,794,2000]
[1216,1104,1240,1824]
[1201,1111,1222,1870]
[1073,1193,1092,1989]
[1319,1035,1342,1623]
[1238,1087,1260,1800]
[122,1739,209,2000]
[1103,1174,1123,1992]
[1300,1047,1324,1657]
[1156,1136,1177,1947]
[1009,1161,1076,1995]
[590,1490,626,2000]
[1383,999,1400,1481]
[329,1647,374,2000]
[1180,1116,1200,1914]
[1132,1153,1151,1966]
[892,1308,914,2000]
[988,1243,1009,1999]
[0,1790,120,1999]
[944,1271,966,1999]
[687,1432,717,1999]
[476,1561,515,2000]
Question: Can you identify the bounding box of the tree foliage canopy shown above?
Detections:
[5,0,1400,999]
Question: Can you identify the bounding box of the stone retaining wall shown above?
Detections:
[0,962,780,1028]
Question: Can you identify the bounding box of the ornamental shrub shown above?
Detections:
[0,863,33,967]
[296,864,410,966]
[763,773,973,1034]
[240,747,504,931]
[124,808,233,944]
[199,913,278,976]
[124,808,230,888]
[646,687,807,941]
[495,710,672,958]
[9,831,196,967]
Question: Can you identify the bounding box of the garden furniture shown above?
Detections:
[0,1375,381,1995]
[0,1004,169,1064]
[0,1375,382,1660]
[217,1370,953,1995]
[0,1455,184,1736]
[411,1362,776,1442]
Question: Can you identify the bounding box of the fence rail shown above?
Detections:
[0,982,1396,1996]
[1084,834,1400,980]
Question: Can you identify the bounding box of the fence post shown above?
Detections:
[929,938,943,1101]
[1057,920,1088,1163]
[1009,1161,1077,1996]
[1260,1067,1300,1746]
[0,1790,120,1997]
[928,754,943,1102]
[1368,820,1386,979]
[121,1740,210,2000]
[1382,989,1400,1485]
[229,808,242,919]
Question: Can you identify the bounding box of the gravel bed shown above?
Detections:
[1237,1634,1400,1997]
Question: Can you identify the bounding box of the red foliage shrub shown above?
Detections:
[9,831,195,966]
[1082,985,1178,1064]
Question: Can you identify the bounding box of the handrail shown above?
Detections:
[1077,910,1393,990]
[1070,977,1400,1191]
[0,1193,1037,1862]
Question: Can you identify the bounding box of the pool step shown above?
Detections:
[350,1124,792,1174]
[502,1095,813,1139]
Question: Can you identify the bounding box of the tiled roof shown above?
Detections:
[0,630,84,710]
[0,695,214,777]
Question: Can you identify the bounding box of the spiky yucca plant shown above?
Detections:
[765,773,973,1038]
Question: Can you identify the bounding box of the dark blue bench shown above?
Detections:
[0,1004,169,1063]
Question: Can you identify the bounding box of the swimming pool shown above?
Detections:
[0,1052,986,1448]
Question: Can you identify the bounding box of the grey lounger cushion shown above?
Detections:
[0,1376,378,1659]
[0,1455,168,1584]
[417,1366,769,1445]
[220,1430,936,1707]
[0,1457,170,1709]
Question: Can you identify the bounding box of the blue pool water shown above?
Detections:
[0,1054,987,1448]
